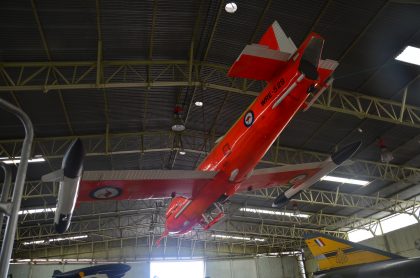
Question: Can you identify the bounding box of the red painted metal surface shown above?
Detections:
[78,25,338,238]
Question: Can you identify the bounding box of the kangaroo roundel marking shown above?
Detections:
[90,186,122,200]
[244,110,254,127]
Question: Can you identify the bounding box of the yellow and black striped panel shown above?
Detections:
[304,233,404,271]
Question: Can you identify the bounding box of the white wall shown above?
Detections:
[9,256,299,278]
[359,223,420,257]
[205,257,299,278]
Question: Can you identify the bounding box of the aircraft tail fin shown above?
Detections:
[228,21,296,82]
[304,233,404,272]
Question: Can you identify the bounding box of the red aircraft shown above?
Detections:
[43,21,360,243]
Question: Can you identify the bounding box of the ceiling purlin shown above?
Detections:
[170,0,207,169]
[0,73,21,109]
[356,28,420,92]
[239,0,273,91]
[2,130,418,182]
[1,61,419,128]
[337,0,390,62]
[30,0,74,136]
[306,0,332,35]
[191,92,230,168]
[201,0,224,63]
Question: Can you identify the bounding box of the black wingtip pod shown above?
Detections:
[272,193,289,208]
[54,214,71,234]
[331,141,362,165]
[62,139,85,179]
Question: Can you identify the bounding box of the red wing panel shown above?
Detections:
[237,163,324,192]
[77,170,216,202]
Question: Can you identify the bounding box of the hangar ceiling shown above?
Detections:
[0,0,419,261]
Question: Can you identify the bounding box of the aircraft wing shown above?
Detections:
[237,162,325,193]
[77,170,217,202]
[236,142,360,208]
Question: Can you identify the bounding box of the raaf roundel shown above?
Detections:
[43,21,361,244]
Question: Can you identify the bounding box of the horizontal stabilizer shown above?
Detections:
[259,21,297,54]
[228,44,291,81]
[228,21,297,82]
[304,233,404,272]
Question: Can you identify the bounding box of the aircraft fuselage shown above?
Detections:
[164,34,321,235]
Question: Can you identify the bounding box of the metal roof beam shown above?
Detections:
[14,234,303,260]
[1,60,419,128]
[241,187,420,214]
[30,0,74,134]
[14,204,347,262]
[1,131,418,182]
[201,0,224,62]
[15,210,345,242]
[16,199,376,233]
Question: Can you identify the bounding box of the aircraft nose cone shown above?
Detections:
[331,141,362,165]
[62,138,85,178]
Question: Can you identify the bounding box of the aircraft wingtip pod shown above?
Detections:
[271,192,288,208]
[54,138,85,234]
[331,141,362,165]
[62,138,85,179]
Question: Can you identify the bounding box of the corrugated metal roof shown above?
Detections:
[1,0,419,255]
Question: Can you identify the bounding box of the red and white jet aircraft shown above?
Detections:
[43,21,360,243]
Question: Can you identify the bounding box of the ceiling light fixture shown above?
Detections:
[22,235,88,246]
[0,155,45,164]
[395,46,420,66]
[225,2,238,13]
[212,234,265,242]
[378,138,394,163]
[194,101,203,107]
[179,150,186,155]
[18,207,56,215]
[171,106,186,132]
[320,175,370,186]
[239,207,310,218]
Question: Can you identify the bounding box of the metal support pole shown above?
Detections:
[0,163,12,235]
[399,87,408,122]
[0,98,33,278]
